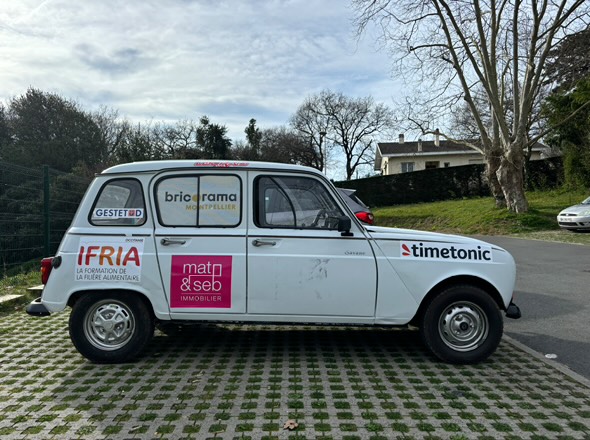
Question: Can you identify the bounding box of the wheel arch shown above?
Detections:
[410,275,504,326]
[67,289,155,318]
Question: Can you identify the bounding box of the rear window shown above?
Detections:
[90,179,146,226]
[155,174,242,227]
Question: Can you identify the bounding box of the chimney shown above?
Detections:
[399,133,405,144]
[434,128,440,147]
[417,138,422,152]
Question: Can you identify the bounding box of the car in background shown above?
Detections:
[557,196,590,231]
[337,188,374,225]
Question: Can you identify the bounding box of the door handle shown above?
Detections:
[252,239,277,247]
[160,237,187,246]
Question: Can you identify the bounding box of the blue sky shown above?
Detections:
[0,0,401,178]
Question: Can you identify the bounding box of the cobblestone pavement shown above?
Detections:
[1,311,589,439]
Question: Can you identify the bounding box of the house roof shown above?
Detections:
[379,139,479,156]
[374,139,547,170]
[374,139,481,170]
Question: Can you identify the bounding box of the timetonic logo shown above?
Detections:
[401,241,492,262]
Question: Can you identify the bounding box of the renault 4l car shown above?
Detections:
[27,160,521,364]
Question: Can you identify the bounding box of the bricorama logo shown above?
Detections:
[401,241,493,262]
[164,191,238,203]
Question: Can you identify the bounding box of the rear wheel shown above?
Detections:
[69,292,154,363]
[420,285,503,364]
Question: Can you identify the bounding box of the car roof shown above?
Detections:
[101,160,323,175]
[337,188,355,196]
[337,188,368,212]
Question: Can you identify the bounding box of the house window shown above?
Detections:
[425,161,440,169]
[444,162,450,168]
[401,162,414,173]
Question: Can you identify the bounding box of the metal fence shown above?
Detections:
[0,161,91,274]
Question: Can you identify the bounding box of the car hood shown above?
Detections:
[363,225,503,248]
[559,204,590,215]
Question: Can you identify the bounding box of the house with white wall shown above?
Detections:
[374,134,548,175]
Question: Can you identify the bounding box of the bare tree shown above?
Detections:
[354,0,589,212]
[91,106,128,169]
[152,119,198,159]
[290,94,332,171]
[258,126,320,167]
[292,90,394,180]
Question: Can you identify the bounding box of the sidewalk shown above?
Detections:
[0,311,588,439]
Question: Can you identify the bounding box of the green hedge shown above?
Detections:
[335,157,563,208]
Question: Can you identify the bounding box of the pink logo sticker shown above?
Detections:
[170,256,232,308]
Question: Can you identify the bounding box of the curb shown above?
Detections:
[504,334,590,389]
[0,294,23,305]
[0,285,41,310]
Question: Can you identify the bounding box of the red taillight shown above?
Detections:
[355,211,374,225]
[41,257,54,285]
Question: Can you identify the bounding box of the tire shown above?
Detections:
[420,285,503,364]
[69,292,154,363]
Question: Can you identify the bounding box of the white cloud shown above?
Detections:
[0,0,401,146]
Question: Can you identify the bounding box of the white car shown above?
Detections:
[557,196,590,231]
[27,160,520,364]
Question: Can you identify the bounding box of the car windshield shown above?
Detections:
[582,197,590,205]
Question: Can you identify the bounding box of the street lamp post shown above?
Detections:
[319,131,327,174]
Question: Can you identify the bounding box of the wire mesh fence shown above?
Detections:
[0,161,91,275]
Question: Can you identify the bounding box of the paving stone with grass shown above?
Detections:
[0,311,589,439]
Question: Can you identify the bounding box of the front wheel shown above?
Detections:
[69,292,154,363]
[420,285,503,364]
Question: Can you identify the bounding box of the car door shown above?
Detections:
[152,170,247,318]
[247,172,378,318]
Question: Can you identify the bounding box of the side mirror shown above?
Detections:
[338,216,353,237]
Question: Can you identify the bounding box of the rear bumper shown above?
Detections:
[26,297,51,317]
[505,301,521,319]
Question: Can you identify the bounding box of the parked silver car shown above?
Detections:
[557,196,590,231]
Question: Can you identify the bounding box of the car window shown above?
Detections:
[155,175,241,227]
[348,193,368,208]
[90,179,146,226]
[256,175,343,229]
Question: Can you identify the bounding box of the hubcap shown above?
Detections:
[84,300,135,351]
[438,301,488,352]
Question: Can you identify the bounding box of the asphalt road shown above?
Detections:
[475,235,590,380]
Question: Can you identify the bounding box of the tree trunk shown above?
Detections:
[496,147,529,213]
[485,152,506,208]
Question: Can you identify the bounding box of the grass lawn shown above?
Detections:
[0,270,39,312]
[374,188,590,240]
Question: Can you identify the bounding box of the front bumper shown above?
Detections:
[505,301,521,319]
[26,297,51,317]
[557,215,590,229]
